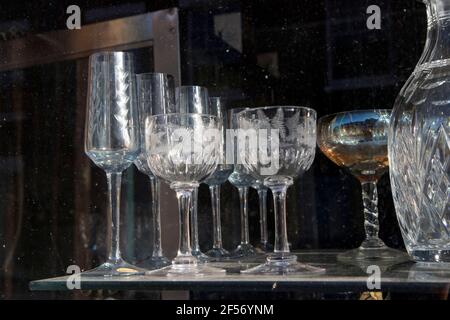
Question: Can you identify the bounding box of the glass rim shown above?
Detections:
[146,113,219,121]
[318,109,392,122]
[136,72,174,79]
[228,107,250,113]
[89,50,134,60]
[176,85,208,91]
[236,105,317,116]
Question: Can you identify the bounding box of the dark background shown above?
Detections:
[0,0,426,299]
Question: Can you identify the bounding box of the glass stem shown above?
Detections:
[106,172,122,262]
[210,185,223,249]
[238,186,250,245]
[190,187,200,251]
[271,184,290,254]
[361,181,380,241]
[257,188,268,246]
[149,176,163,258]
[173,186,196,264]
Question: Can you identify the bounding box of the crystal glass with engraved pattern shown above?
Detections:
[318,109,408,262]
[134,73,175,270]
[237,106,323,275]
[228,108,258,258]
[175,85,210,261]
[145,113,225,276]
[389,0,450,263]
[204,97,233,260]
[84,51,145,276]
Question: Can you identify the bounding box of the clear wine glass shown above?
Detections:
[317,109,409,262]
[204,97,233,260]
[251,181,273,252]
[134,73,175,270]
[144,113,225,276]
[237,106,324,275]
[175,86,210,261]
[227,107,258,258]
[83,51,145,276]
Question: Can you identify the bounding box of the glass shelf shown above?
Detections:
[29,251,450,293]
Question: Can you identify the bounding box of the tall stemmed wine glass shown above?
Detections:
[252,182,272,252]
[134,73,175,269]
[175,86,210,261]
[228,108,257,258]
[317,109,408,262]
[237,106,324,275]
[204,97,233,260]
[84,51,144,276]
[145,114,225,276]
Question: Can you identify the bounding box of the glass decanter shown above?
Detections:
[389,0,450,263]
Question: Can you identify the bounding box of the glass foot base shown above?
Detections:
[241,254,325,275]
[206,247,231,261]
[231,243,257,258]
[81,259,146,277]
[257,242,274,253]
[147,263,226,277]
[410,249,450,264]
[137,255,171,270]
[338,240,410,263]
[192,249,210,262]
